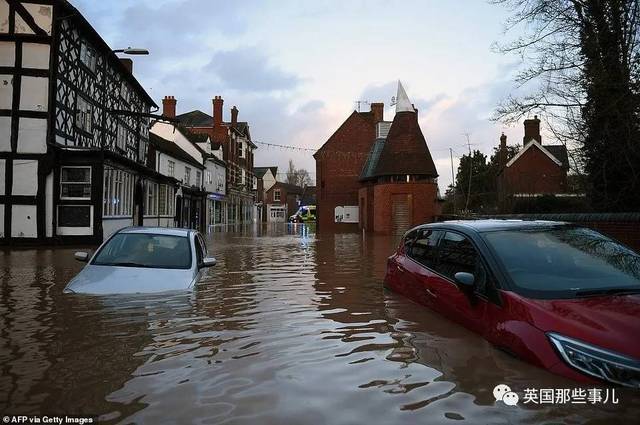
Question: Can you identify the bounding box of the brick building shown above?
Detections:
[264,182,303,223]
[497,116,569,197]
[314,82,441,235]
[161,96,257,225]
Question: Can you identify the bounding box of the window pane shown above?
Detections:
[58,205,91,227]
[62,167,90,183]
[408,230,441,269]
[436,232,482,280]
[61,184,91,199]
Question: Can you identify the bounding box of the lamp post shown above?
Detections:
[112,47,149,55]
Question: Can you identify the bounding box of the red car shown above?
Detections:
[385,220,640,388]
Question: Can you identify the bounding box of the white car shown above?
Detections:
[64,227,216,295]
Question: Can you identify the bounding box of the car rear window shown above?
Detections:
[92,233,192,269]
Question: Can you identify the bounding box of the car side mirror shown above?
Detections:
[200,257,217,268]
[454,272,475,288]
[74,251,89,263]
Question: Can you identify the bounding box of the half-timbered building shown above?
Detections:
[1,0,171,245]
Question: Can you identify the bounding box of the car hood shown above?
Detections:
[64,264,197,295]
[520,293,640,358]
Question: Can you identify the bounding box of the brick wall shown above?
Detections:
[371,182,441,234]
[505,146,567,194]
[315,112,376,232]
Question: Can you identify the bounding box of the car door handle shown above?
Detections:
[425,288,438,298]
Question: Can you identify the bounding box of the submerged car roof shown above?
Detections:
[421,219,570,233]
[117,227,193,237]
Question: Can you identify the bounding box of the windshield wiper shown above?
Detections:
[575,287,640,297]
[103,262,152,268]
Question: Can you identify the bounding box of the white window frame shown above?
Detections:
[103,167,134,218]
[57,205,94,236]
[196,170,202,187]
[184,167,191,185]
[60,166,92,200]
[274,189,281,202]
[168,160,175,177]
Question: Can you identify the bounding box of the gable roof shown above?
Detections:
[176,110,252,142]
[176,110,213,127]
[313,110,376,157]
[59,1,157,108]
[544,145,570,169]
[270,182,304,195]
[149,133,204,170]
[370,111,438,178]
[506,139,564,168]
[254,166,278,179]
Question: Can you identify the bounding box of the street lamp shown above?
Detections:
[113,47,149,55]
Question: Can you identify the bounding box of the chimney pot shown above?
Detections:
[162,95,177,119]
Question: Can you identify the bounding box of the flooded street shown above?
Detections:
[1,224,639,424]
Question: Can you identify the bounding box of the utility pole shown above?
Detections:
[463,133,473,214]
[449,148,456,215]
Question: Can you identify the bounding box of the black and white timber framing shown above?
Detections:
[1,0,174,245]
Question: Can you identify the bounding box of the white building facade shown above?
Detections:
[1,0,172,245]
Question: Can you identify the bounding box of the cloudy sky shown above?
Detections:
[74,0,529,188]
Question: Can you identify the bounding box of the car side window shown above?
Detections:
[197,233,208,257]
[436,231,489,295]
[194,236,204,266]
[408,229,442,270]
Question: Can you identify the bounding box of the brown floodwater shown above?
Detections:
[1,224,639,424]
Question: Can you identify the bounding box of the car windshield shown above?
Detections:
[483,226,640,298]
[92,233,192,269]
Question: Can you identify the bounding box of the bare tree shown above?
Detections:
[285,159,312,187]
[491,0,640,211]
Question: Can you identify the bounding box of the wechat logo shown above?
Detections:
[494,384,519,406]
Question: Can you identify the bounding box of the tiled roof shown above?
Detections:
[149,133,203,169]
[273,182,304,195]
[254,166,279,179]
[370,111,438,178]
[177,110,213,127]
[544,145,570,169]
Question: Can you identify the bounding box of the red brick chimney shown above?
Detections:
[213,96,224,128]
[500,133,507,169]
[162,96,176,119]
[523,115,541,145]
[370,103,384,123]
[231,106,238,126]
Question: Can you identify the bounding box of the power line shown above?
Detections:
[254,140,317,152]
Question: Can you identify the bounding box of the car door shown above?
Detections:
[401,228,444,309]
[430,231,498,334]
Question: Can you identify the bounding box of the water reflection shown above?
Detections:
[0,226,639,424]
